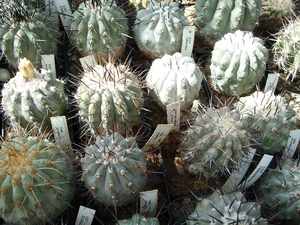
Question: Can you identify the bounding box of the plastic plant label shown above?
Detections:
[181,26,195,57]
[264,73,279,94]
[166,101,180,131]
[283,129,300,159]
[142,124,173,152]
[55,0,72,32]
[41,54,56,77]
[222,148,256,193]
[140,189,158,217]
[236,154,273,191]
[80,54,97,72]
[45,0,59,26]
[75,206,95,225]
[50,116,73,158]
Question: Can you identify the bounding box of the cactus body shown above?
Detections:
[1,58,68,131]
[273,18,300,80]
[259,158,300,221]
[0,4,56,67]
[117,214,160,225]
[194,0,262,46]
[0,136,75,225]
[186,191,267,224]
[133,1,188,59]
[180,106,250,178]
[210,30,268,96]
[81,133,147,206]
[146,52,203,110]
[69,0,128,61]
[235,91,297,154]
[258,0,296,34]
[75,63,144,134]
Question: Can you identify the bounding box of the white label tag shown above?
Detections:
[236,154,273,191]
[45,0,59,27]
[54,0,72,33]
[166,101,180,131]
[181,26,195,57]
[222,148,256,193]
[79,55,97,72]
[50,116,73,158]
[264,73,279,94]
[41,54,56,77]
[140,189,158,217]
[142,124,173,152]
[283,129,300,159]
[75,206,95,225]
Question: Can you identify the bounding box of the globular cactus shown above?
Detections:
[235,91,297,154]
[186,190,267,225]
[69,0,129,62]
[180,106,250,178]
[273,18,300,81]
[210,30,268,96]
[258,0,297,34]
[1,58,68,131]
[0,135,75,225]
[194,0,262,47]
[259,158,300,222]
[133,1,188,59]
[0,3,56,68]
[146,52,204,111]
[81,132,147,206]
[75,62,144,135]
[128,0,161,10]
[116,214,160,225]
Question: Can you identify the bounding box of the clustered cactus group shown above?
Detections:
[0,0,300,224]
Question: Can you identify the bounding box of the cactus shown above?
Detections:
[258,0,297,34]
[75,62,144,134]
[186,190,267,224]
[128,0,162,10]
[194,0,262,46]
[180,106,250,178]
[259,158,300,222]
[1,58,68,131]
[273,18,300,81]
[0,135,75,225]
[81,132,147,206]
[210,30,268,96]
[235,91,297,154]
[146,52,204,111]
[133,1,188,59]
[69,0,129,62]
[116,214,160,225]
[0,3,56,68]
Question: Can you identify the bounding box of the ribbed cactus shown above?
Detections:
[0,3,56,67]
[259,158,300,222]
[133,1,188,59]
[69,0,129,61]
[146,52,204,110]
[194,0,262,46]
[75,62,144,134]
[81,133,147,206]
[186,191,267,224]
[117,214,160,225]
[273,18,300,80]
[258,0,297,34]
[180,106,250,178]
[235,91,297,154]
[210,30,268,96]
[1,58,68,131]
[0,135,75,225]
